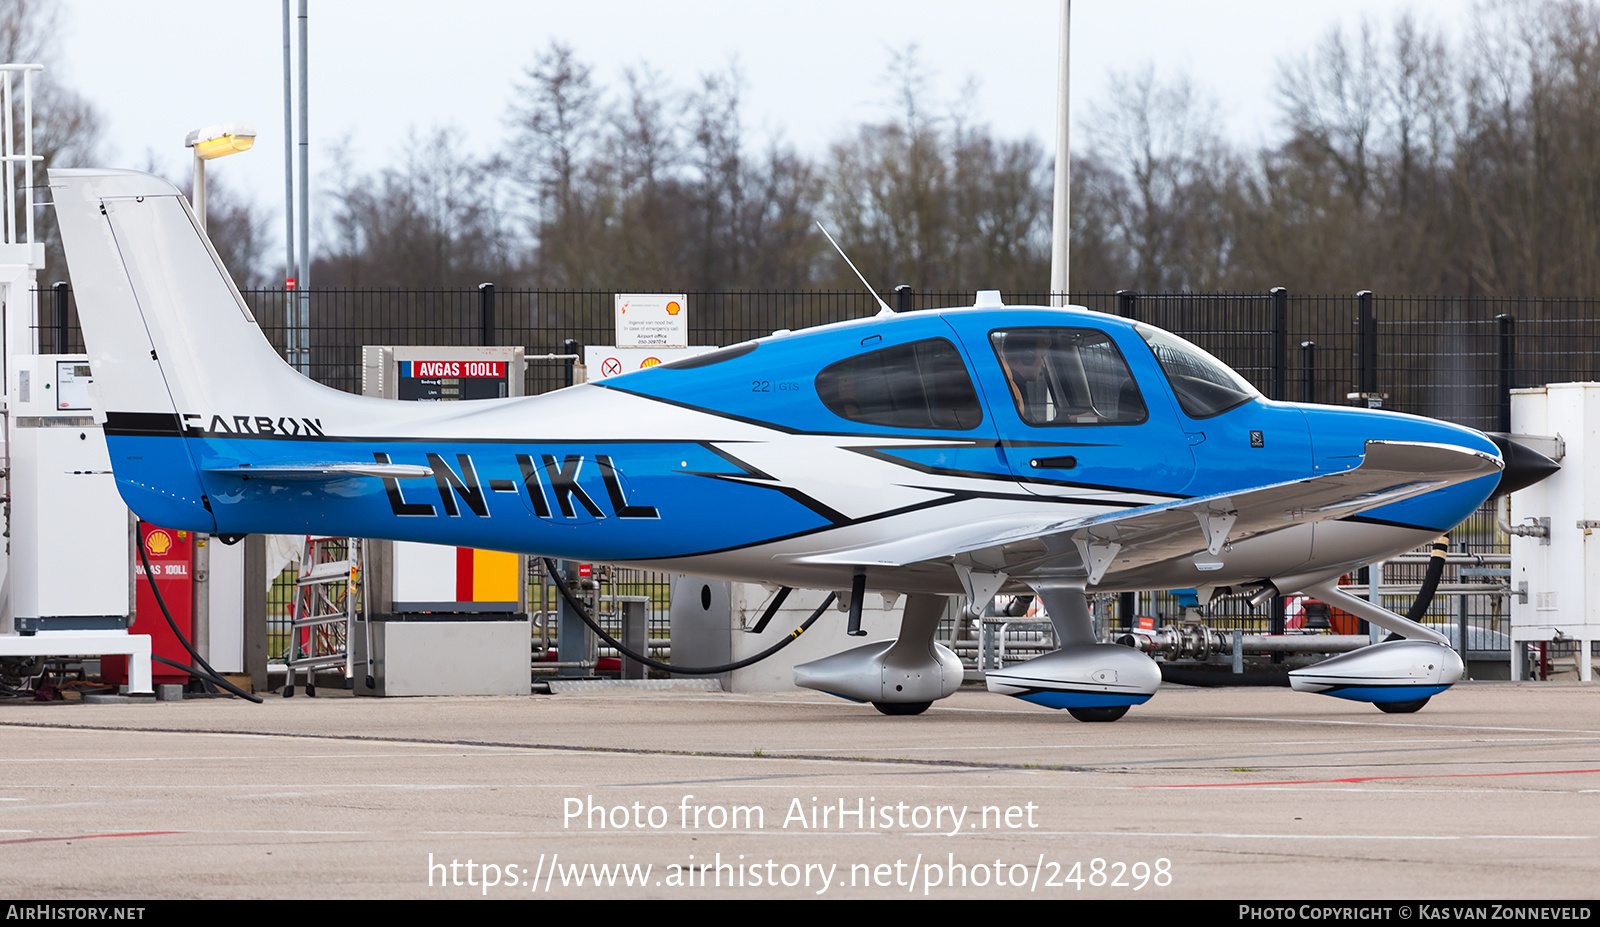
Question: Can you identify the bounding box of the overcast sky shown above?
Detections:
[53,0,1477,269]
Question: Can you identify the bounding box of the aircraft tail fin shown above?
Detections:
[50,168,338,530]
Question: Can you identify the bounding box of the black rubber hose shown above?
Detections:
[1381,535,1452,643]
[1405,536,1450,622]
[543,558,832,675]
[150,654,226,690]
[136,521,263,703]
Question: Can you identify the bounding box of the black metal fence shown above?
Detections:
[39,284,1581,427]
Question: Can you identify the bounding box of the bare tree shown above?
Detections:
[502,42,828,292]
[1064,152,1133,292]
[1084,66,1236,291]
[686,63,748,288]
[1226,14,1458,293]
[1278,21,1385,211]
[1,0,104,285]
[193,173,269,289]
[1454,0,1600,296]
[507,40,605,286]
[316,130,517,288]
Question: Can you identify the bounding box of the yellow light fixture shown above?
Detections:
[185,121,256,234]
[185,122,257,161]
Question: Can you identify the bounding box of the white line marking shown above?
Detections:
[1217,716,1600,735]
[766,735,1599,753]
[1020,831,1593,840]
[0,751,569,764]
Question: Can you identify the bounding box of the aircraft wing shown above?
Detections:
[795,440,1501,584]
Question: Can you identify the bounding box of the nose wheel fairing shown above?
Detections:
[1288,639,1463,704]
[1282,579,1465,709]
[1308,685,1452,704]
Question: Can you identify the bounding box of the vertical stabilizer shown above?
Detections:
[50,168,334,529]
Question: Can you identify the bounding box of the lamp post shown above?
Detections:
[184,122,256,234]
[181,121,254,669]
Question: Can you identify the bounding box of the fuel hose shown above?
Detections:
[136,521,263,703]
[1404,536,1450,622]
[542,559,832,675]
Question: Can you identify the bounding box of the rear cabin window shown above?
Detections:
[816,338,983,430]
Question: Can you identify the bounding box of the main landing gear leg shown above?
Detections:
[792,593,963,715]
[1033,582,1096,647]
[985,581,1160,721]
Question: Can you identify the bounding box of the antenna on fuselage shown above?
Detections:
[817,222,894,316]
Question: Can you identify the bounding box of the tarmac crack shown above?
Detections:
[0,720,1098,774]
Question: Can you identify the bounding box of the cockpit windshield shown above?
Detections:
[1136,324,1260,419]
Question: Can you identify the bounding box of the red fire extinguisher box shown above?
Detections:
[103,525,193,687]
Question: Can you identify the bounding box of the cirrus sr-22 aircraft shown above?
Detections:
[52,168,1549,721]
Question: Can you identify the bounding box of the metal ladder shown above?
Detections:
[283,537,363,696]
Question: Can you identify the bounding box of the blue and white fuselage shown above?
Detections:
[52,168,1511,717]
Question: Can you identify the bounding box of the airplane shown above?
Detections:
[50,167,1548,721]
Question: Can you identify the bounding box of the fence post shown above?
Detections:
[1116,289,1136,321]
[52,281,69,354]
[1262,287,1288,648]
[1496,313,1516,433]
[1301,341,1316,403]
[563,337,579,387]
[1270,286,1287,401]
[894,284,913,313]
[244,533,268,694]
[478,282,495,346]
[1357,290,1377,403]
[1458,544,1470,679]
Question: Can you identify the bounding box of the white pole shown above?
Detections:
[296,0,311,375]
[1048,0,1071,307]
[22,68,33,245]
[193,150,206,234]
[283,0,297,357]
[3,71,13,246]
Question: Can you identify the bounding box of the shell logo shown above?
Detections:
[665,301,682,316]
[145,529,173,556]
[640,357,662,368]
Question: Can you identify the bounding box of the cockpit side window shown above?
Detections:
[989,327,1148,426]
[1136,324,1259,419]
[816,337,983,430]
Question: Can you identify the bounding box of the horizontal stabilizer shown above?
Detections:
[204,462,434,481]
